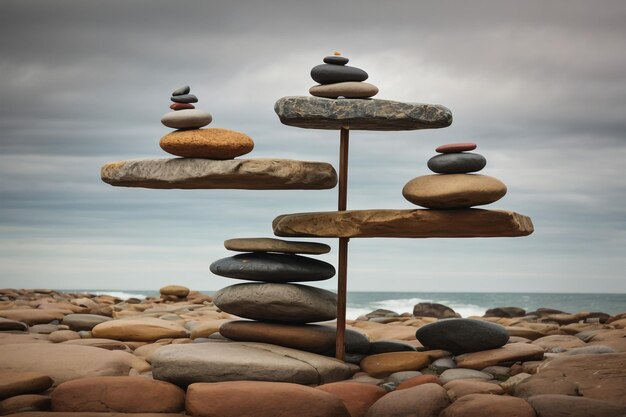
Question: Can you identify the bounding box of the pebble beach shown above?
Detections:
[1,287,625,417]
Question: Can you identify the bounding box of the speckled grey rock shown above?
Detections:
[310,64,368,84]
[224,238,330,255]
[170,94,197,103]
[427,152,487,174]
[275,96,452,130]
[309,82,378,99]
[209,253,335,282]
[172,85,190,96]
[160,109,212,130]
[323,56,349,65]
[415,319,509,355]
[101,158,337,190]
[214,283,337,323]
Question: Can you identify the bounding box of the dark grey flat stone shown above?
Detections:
[170,94,198,103]
[323,56,349,65]
[275,96,452,130]
[311,64,368,84]
[172,85,190,96]
[427,152,486,174]
[209,252,335,282]
[415,318,510,355]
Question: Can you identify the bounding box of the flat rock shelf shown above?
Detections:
[272,209,534,238]
[101,158,338,190]
[275,96,452,130]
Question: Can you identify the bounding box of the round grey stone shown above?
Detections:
[160,109,212,130]
[224,237,330,255]
[427,152,487,174]
[323,56,349,65]
[415,318,509,355]
[170,94,198,103]
[61,314,112,331]
[210,253,335,282]
[310,64,368,85]
[214,282,337,323]
[172,85,190,96]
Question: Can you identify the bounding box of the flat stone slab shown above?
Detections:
[101,158,337,190]
[274,96,452,130]
[273,209,534,238]
[224,237,330,255]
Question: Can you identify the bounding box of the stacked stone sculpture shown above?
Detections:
[309,52,378,99]
[210,238,370,356]
[402,142,508,209]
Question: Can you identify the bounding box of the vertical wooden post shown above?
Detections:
[336,128,349,360]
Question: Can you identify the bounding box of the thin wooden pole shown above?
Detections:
[336,128,349,360]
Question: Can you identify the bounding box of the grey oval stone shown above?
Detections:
[415,318,509,355]
[323,56,349,65]
[224,237,330,255]
[160,109,212,130]
[172,85,190,96]
[170,94,198,103]
[427,152,487,174]
[310,64,368,85]
[210,253,335,282]
[214,283,337,323]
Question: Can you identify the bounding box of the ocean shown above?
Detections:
[78,290,626,319]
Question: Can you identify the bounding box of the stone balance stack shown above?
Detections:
[210,237,370,357]
[309,52,379,99]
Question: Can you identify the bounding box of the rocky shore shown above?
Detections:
[0,287,625,417]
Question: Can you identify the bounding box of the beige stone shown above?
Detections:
[91,317,188,342]
[402,174,507,209]
[160,128,253,158]
[273,208,533,238]
[224,237,330,254]
[365,383,450,417]
[456,343,544,369]
[0,309,67,326]
[61,338,131,351]
[190,319,231,339]
[444,379,504,401]
[159,285,189,298]
[310,82,379,99]
[531,334,587,350]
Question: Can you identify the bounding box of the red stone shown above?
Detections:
[170,102,195,110]
[435,143,477,153]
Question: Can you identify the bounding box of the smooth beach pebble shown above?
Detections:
[160,109,212,130]
[427,152,487,174]
[159,128,254,159]
[436,142,477,153]
[169,102,195,111]
[310,81,378,99]
[415,318,509,355]
[310,64,368,85]
[171,85,190,96]
[323,55,349,65]
[224,237,330,255]
[170,93,198,103]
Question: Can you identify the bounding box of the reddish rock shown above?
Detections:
[5,413,183,416]
[186,381,351,417]
[0,371,53,400]
[360,352,431,377]
[436,143,477,153]
[0,394,50,414]
[396,374,443,390]
[440,393,536,417]
[514,369,579,399]
[444,379,504,401]
[528,394,626,417]
[317,381,386,417]
[169,102,195,110]
[531,335,586,350]
[456,343,544,369]
[51,376,185,413]
[365,383,450,417]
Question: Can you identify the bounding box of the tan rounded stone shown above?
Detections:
[396,374,443,390]
[402,174,507,209]
[159,285,190,298]
[317,382,386,417]
[159,128,254,159]
[360,352,431,378]
[224,237,330,255]
[365,383,450,417]
[0,394,51,414]
[455,343,544,370]
[444,379,504,401]
[48,330,80,343]
[92,318,188,342]
[310,82,379,99]
[439,393,536,417]
[0,309,67,326]
[0,372,53,400]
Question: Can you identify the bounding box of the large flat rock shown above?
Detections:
[151,341,352,386]
[101,158,337,190]
[273,209,534,238]
[274,96,452,130]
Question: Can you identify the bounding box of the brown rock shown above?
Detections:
[160,128,254,159]
[309,82,379,99]
[527,394,626,417]
[413,302,460,319]
[92,317,188,342]
[0,394,50,415]
[396,374,443,390]
[51,376,184,413]
[317,381,386,417]
[224,237,330,255]
[159,285,190,298]
[7,412,184,416]
[531,335,587,350]
[0,318,27,332]
[61,338,131,351]
[273,208,534,238]
[0,334,50,345]
[349,321,418,341]
[456,343,545,370]
[513,369,579,399]
[403,174,507,209]
[360,352,431,378]
[0,372,53,400]
[440,393,536,417]
[169,102,195,110]
[61,313,112,331]
[48,330,80,343]
[504,326,547,341]
[444,379,504,401]
[0,309,67,326]
[365,383,450,417]
[186,381,351,417]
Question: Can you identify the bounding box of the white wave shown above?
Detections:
[347,297,487,319]
[90,291,148,300]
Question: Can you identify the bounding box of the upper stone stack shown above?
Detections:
[309,52,378,99]
[402,142,507,209]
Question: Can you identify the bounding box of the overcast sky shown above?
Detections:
[1,0,625,293]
